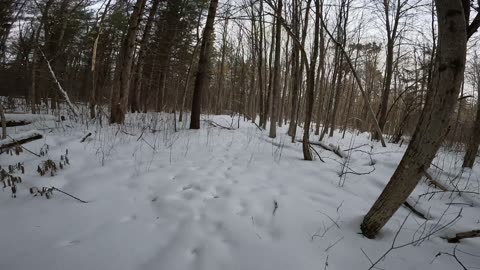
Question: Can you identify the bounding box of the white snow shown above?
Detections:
[0,114,478,270]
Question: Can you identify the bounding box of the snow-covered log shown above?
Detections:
[300,140,347,159]
[328,143,347,158]
[3,113,56,127]
[447,229,480,243]
[0,130,43,152]
[6,120,31,127]
[424,171,449,192]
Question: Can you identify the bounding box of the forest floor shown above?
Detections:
[0,113,479,270]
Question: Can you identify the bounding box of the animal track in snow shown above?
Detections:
[57,239,81,247]
[120,214,137,223]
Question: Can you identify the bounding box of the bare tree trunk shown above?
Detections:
[279,35,290,127]
[0,103,6,139]
[360,0,467,239]
[268,0,282,138]
[110,0,147,124]
[376,0,405,140]
[130,0,159,113]
[179,44,200,122]
[89,0,112,119]
[287,0,300,138]
[314,22,326,136]
[216,14,229,115]
[263,13,276,129]
[190,0,219,129]
[288,0,312,140]
[31,26,42,114]
[463,61,480,168]
[302,0,321,160]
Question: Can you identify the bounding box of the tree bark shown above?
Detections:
[190,0,219,129]
[0,104,6,139]
[110,0,147,124]
[360,0,467,239]
[463,72,480,168]
[302,0,321,160]
[268,0,282,138]
[89,0,112,119]
[376,0,403,140]
[287,0,301,138]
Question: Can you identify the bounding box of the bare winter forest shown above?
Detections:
[0,0,480,269]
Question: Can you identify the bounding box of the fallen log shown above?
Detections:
[80,132,92,143]
[202,119,235,130]
[299,140,346,159]
[4,113,56,126]
[0,131,43,152]
[403,200,428,220]
[328,143,347,159]
[424,171,449,192]
[6,120,31,127]
[447,229,480,243]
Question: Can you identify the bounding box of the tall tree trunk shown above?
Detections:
[179,43,200,122]
[110,0,147,124]
[360,0,467,239]
[89,0,112,119]
[130,0,160,113]
[0,104,6,139]
[463,64,480,168]
[279,34,290,127]
[257,0,266,128]
[302,0,321,160]
[268,0,282,138]
[31,26,42,114]
[190,0,219,129]
[314,22,326,136]
[216,15,229,115]
[263,14,276,129]
[287,0,300,138]
[289,0,312,140]
[376,0,403,139]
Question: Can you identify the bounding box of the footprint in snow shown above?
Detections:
[182,184,193,191]
[120,214,137,223]
[57,239,80,247]
[182,191,195,200]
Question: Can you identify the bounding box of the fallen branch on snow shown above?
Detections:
[202,119,235,130]
[51,186,88,203]
[80,132,92,143]
[39,48,79,117]
[447,229,480,243]
[424,171,450,192]
[403,200,428,220]
[309,145,325,163]
[297,140,346,159]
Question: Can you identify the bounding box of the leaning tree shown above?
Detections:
[361,0,479,239]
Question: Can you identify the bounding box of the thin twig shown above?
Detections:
[6,135,41,157]
[51,186,88,203]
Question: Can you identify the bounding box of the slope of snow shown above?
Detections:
[0,114,478,270]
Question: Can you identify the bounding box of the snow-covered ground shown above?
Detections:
[0,114,479,270]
